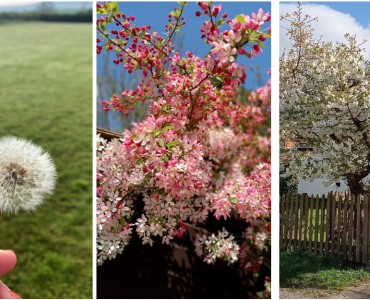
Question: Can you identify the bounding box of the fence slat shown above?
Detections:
[356,195,361,262]
[293,195,300,250]
[336,194,342,258]
[314,195,320,254]
[288,194,294,251]
[284,194,289,250]
[308,195,314,253]
[349,195,355,261]
[363,195,369,264]
[342,196,348,260]
[298,194,305,249]
[303,194,309,250]
[325,194,331,254]
[330,194,336,256]
[280,194,285,250]
[319,195,325,255]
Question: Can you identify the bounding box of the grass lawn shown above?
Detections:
[0,22,92,298]
[280,249,370,290]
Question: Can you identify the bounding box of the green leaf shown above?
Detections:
[235,15,246,23]
[217,19,225,26]
[170,11,176,17]
[158,139,165,148]
[136,157,145,165]
[97,7,107,14]
[161,103,171,113]
[153,130,161,137]
[255,40,266,48]
[162,125,173,132]
[167,141,180,149]
[106,2,118,13]
[210,75,224,88]
[229,196,237,204]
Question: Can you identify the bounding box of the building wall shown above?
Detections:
[298,174,370,196]
[298,179,348,196]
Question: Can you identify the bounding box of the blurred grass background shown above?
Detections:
[0,22,92,298]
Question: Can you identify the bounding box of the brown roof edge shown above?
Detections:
[97,127,123,140]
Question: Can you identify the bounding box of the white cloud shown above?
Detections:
[280,3,370,59]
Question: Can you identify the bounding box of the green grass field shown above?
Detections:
[0,22,92,298]
[280,250,370,290]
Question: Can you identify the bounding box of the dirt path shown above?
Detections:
[280,279,370,299]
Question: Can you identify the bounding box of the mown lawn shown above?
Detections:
[280,249,370,290]
[0,22,92,298]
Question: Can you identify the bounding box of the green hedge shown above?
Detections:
[0,10,92,23]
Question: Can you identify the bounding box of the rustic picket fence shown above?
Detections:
[280,193,370,264]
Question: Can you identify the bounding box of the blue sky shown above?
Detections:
[281,2,370,58]
[318,2,370,27]
[98,2,271,90]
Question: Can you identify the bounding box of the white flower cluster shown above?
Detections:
[0,136,56,214]
[194,228,240,265]
[138,193,210,246]
[97,225,133,265]
[244,219,269,251]
[280,7,370,193]
[96,136,135,265]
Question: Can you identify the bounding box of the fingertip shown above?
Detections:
[0,250,17,276]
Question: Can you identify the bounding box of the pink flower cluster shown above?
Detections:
[239,219,271,276]
[96,4,271,291]
[211,163,271,221]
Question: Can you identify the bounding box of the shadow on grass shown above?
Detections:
[280,249,370,290]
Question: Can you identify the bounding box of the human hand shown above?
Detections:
[0,250,21,299]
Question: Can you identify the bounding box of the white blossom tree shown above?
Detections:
[280,3,370,195]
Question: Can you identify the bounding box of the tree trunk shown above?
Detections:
[345,174,365,195]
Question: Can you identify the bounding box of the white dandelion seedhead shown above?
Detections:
[0,136,57,214]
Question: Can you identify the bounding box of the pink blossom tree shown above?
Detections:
[97,2,271,296]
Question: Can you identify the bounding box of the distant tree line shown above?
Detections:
[0,10,92,23]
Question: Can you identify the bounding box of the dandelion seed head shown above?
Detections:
[0,136,57,214]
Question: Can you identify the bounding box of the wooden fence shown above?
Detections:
[280,193,370,264]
